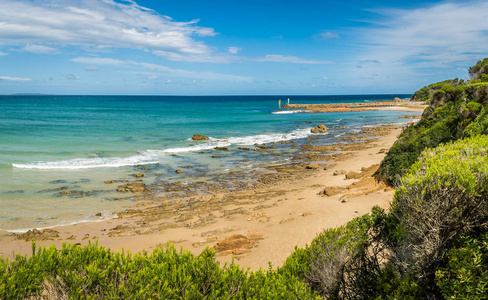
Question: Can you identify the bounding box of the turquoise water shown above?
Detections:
[0,95,415,232]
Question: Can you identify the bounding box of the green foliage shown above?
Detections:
[411,78,464,103]
[436,232,488,299]
[0,241,317,299]
[380,104,462,183]
[469,58,488,80]
[380,64,488,184]
[392,135,488,296]
[280,207,402,299]
[463,107,488,137]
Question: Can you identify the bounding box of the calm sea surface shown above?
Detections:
[0,95,415,232]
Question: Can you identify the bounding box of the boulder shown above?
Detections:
[192,134,209,140]
[345,171,362,180]
[319,186,347,197]
[311,124,328,133]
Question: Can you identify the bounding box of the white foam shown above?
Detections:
[4,214,116,233]
[162,141,232,153]
[12,128,317,169]
[13,152,160,170]
[271,110,310,114]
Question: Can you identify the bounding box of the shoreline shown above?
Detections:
[0,109,418,270]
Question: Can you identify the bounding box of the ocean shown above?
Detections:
[0,94,415,233]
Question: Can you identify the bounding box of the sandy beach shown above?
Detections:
[0,111,416,271]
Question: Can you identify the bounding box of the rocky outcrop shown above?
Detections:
[116,182,146,193]
[213,231,263,257]
[192,134,209,140]
[11,228,60,241]
[311,125,328,133]
[319,186,347,196]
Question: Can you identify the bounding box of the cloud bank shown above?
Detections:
[354,1,488,82]
[0,0,216,61]
[71,56,253,82]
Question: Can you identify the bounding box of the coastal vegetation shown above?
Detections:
[380,58,488,184]
[2,59,488,299]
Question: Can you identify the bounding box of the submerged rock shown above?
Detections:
[116,182,146,193]
[214,147,228,151]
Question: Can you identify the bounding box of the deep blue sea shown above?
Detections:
[0,94,416,233]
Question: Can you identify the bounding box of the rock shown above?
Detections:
[214,147,228,151]
[345,171,362,180]
[305,164,320,170]
[135,173,144,178]
[12,228,59,241]
[333,170,347,176]
[95,212,102,217]
[213,231,263,256]
[319,186,347,196]
[192,134,209,140]
[311,124,328,133]
[175,169,184,174]
[116,182,146,193]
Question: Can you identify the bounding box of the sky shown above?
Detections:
[0,0,487,95]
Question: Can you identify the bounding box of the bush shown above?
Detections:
[436,232,488,299]
[391,135,488,295]
[0,241,318,299]
[281,207,399,299]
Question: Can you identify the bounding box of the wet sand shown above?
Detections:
[0,120,411,270]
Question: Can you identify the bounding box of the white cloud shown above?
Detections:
[228,47,242,54]
[66,74,80,80]
[0,76,32,81]
[24,44,59,54]
[315,32,340,40]
[0,51,8,56]
[72,57,126,65]
[257,55,332,64]
[72,56,253,82]
[353,1,488,84]
[322,77,330,80]
[0,0,218,61]
[83,65,99,71]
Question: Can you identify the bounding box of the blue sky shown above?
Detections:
[0,0,487,95]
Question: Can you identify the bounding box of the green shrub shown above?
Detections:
[0,241,317,299]
[392,135,488,295]
[436,232,488,299]
[280,207,399,299]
